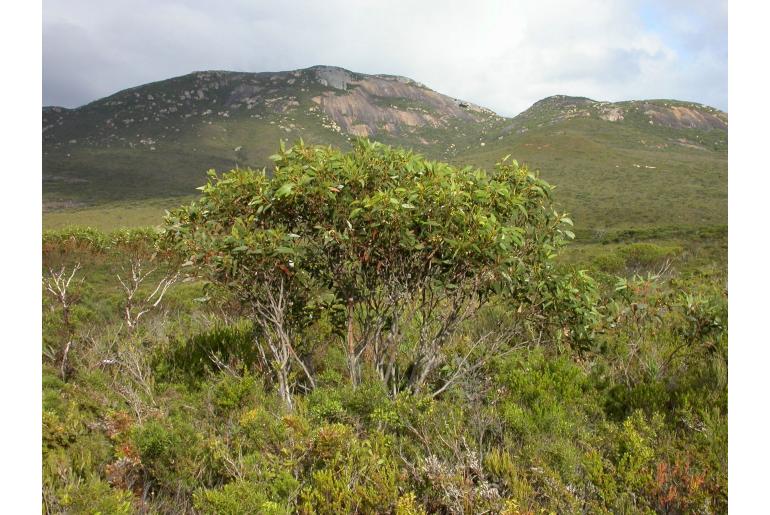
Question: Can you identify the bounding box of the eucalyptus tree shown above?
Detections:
[164,168,327,410]
[165,139,595,403]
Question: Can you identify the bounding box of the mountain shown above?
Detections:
[42,66,727,232]
[454,95,727,233]
[43,66,500,202]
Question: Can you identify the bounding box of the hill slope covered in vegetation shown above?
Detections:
[43,66,726,235]
[42,142,727,513]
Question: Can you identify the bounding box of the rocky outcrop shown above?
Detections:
[642,103,727,130]
[226,84,262,106]
[599,106,624,122]
[309,70,486,137]
[314,66,355,90]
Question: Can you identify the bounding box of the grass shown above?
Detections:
[43,196,196,230]
[454,117,727,232]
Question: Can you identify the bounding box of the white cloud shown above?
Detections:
[43,0,727,115]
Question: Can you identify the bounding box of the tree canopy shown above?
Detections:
[164,139,596,406]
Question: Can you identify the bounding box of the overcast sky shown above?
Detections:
[42,0,727,116]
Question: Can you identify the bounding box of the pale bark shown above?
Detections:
[252,278,315,410]
[117,258,179,331]
[44,263,81,380]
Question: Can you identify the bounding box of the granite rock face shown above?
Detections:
[310,69,486,137]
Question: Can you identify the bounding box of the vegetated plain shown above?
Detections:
[42,67,726,513]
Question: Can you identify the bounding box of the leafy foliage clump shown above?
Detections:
[41,140,727,513]
[165,140,593,406]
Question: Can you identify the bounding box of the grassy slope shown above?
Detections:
[43,75,351,204]
[41,77,728,513]
[44,115,727,235]
[43,196,197,230]
[454,117,727,233]
[42,69,727,236]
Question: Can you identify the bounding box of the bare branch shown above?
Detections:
[43,263,82,380]
[118,258,179,331]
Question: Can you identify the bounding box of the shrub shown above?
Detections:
[617,242,680,271]
[238,406,287,451]
[58,477,134,514]
[194,480,290,514]
[396,492,427,515]
[210,372,262,414]
[307,387,346,423]
[164,139,583,400]
[133,420,178,470]
[593,253,626,273]
[298,427,400,514]
[157,320,261,383]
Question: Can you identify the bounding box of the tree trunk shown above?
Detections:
[346,299,360,387]
[276,361,293,411]
[408,352,440,394]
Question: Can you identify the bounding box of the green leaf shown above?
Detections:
[274,182,294,198]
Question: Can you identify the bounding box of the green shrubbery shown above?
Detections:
[57,477,134,514]
[591,242,681,275]
[41,141,727,513]
[164,139,594,407]
[194,480,291,514]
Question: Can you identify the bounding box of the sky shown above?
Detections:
[42,0,727,117]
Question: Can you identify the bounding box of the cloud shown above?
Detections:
[42,0,727,115]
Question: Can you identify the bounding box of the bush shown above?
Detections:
[132,420,178,470]
[593,253,626,273]
[58,477,134,514]
[298,426,400,514]
[157,320,262,384]
[617,242,680,271]
[194,480,290,514]
[307,387,346,423]
[210,372,263,414]
[164,139,578,399]
[238,406,287,451]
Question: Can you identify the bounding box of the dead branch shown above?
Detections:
[43,263,82,380]
[431,331,525,398]
[44,263,81,334]
[117,258,179,331]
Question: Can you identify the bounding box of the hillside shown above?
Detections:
[42,66,727,233]
[455,95,727,234]
[42,75,728,513]
[43,66,500,202]
[42,146,728,514]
